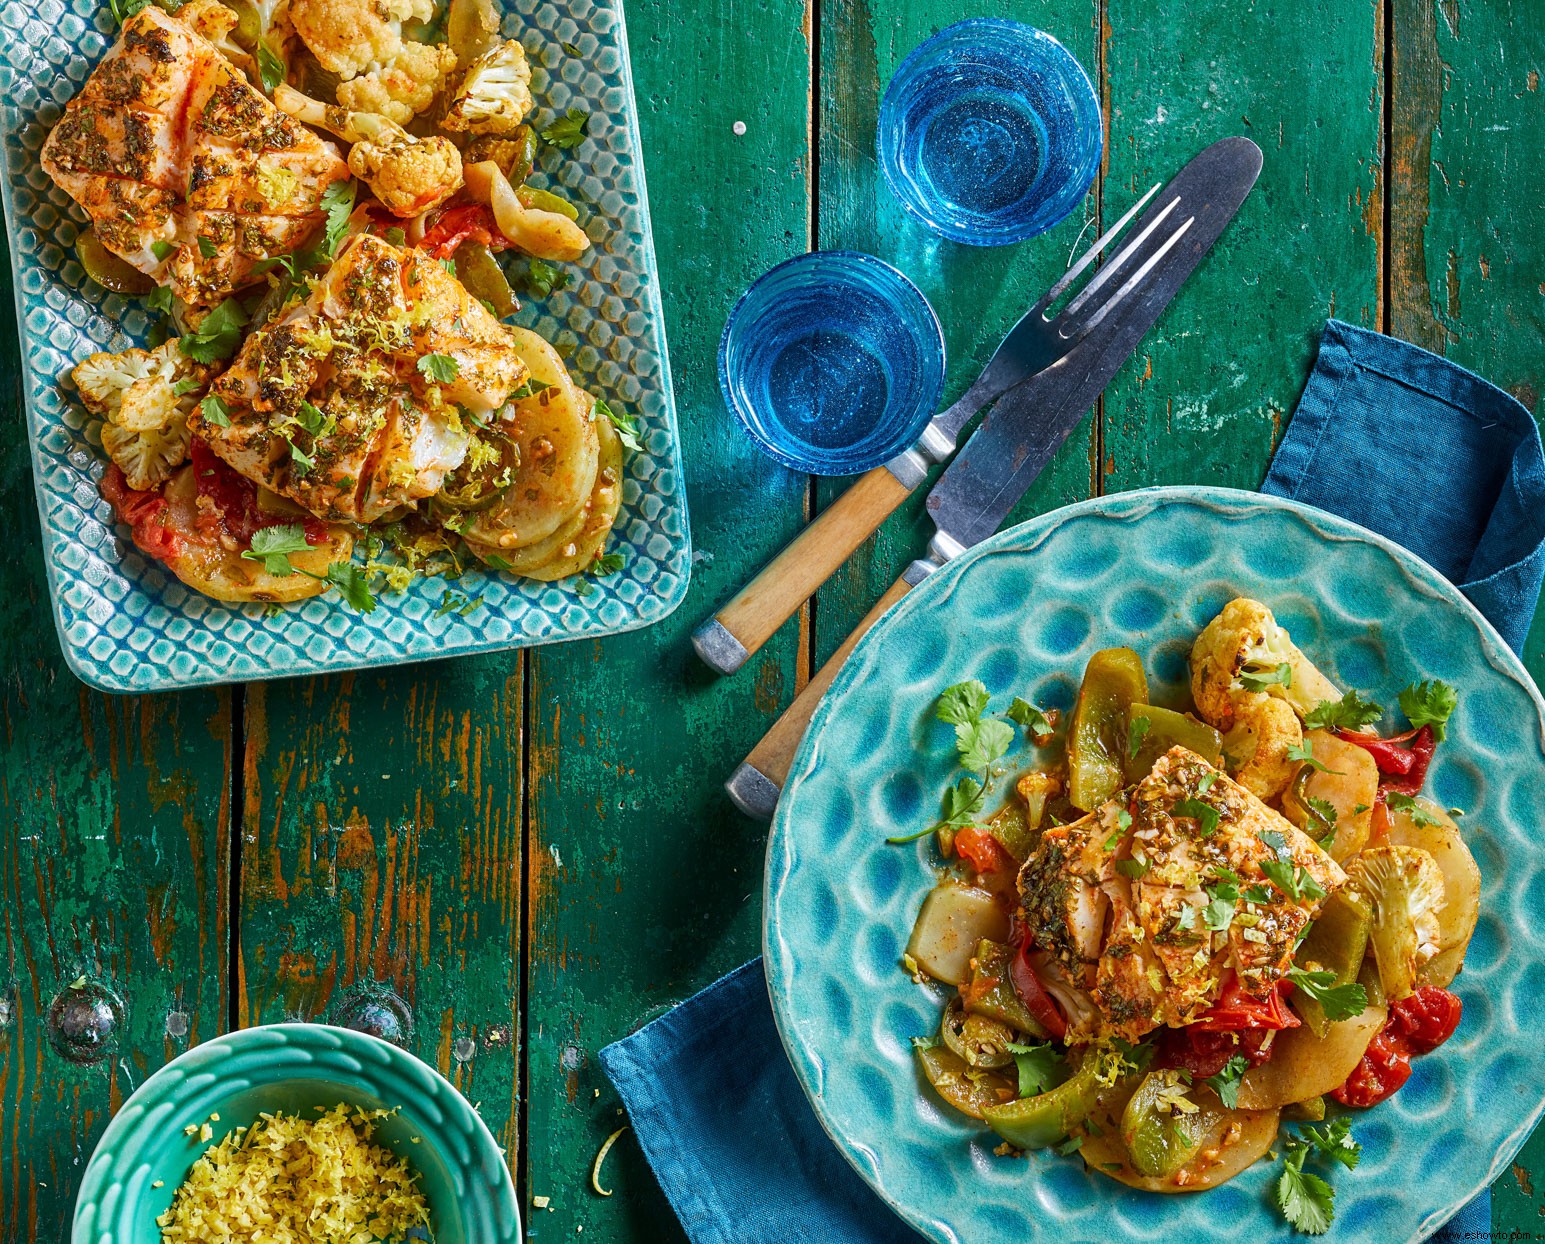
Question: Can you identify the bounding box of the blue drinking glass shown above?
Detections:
[718,251,946,476]
[878,18,1103,246]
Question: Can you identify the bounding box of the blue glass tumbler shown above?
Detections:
[878,18,1103,246]
[718,251,946,476]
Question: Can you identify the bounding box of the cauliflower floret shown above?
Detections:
[1221,693,1303,800]
[336,41,458,124]
[1190,597,1343,727]
[171,0,241,48]
[1344,845,1445,1000]
[441,39,533,135]
[289,0,431,77]
[1015,771,1061,832]
[72,341,211,490]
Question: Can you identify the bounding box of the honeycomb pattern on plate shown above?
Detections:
[0,0,689,692]
[766,488,1545,1244]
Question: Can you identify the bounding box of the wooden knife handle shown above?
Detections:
[724,574,914,819]
[691,466,913,675]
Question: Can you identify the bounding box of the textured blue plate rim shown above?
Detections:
[764,484,1545,1244]
[70,1020,522,1243]
[716,248,946,476]
[1,0,691,695]
[876,17,1103,247]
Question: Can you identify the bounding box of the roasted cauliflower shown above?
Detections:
[441,39,533,135]
[1191,597,1342,726]
[1222,693,1302,800]
[275,85,463,216]
[1344,844,1445,1000]
[289,0,456,123]
[72,341,212,491]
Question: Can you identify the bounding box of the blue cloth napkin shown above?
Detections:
[600,321,1544,1243]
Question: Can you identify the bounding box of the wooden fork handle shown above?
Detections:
[691,466,913,675]
[724,575,914,820]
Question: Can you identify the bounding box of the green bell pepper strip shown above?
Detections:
[1120,1071,1217,1177]
[1068,648,1149,811]
[1292,889,1373,1036]
[962,940,1051,1040]
[1124,702,1224,782]
[983,1059,1100,1149]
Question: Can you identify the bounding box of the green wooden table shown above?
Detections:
[2,0,1543,1239]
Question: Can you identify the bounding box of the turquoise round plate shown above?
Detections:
[72,1023,520,1244]
[765,487,1545,1243]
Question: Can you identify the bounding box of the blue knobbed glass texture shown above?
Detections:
[878,18,1103,246]
[718,251,946,476]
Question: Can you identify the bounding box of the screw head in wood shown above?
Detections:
[334,988,413,1045]
[47,981,123,1063]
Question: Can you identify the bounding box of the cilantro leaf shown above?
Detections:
[1173,797,1220,838]
[287,438,315,474]
[1115,855,1150,881]
[1128,714,1151,760]
[1240,662,1292,692]
[255,38,286,93]
[526,257,570,297]
[146,284,175,315]
[1398,679,1457,742]
[1277,1154,1336,1235]
[150,239,174,261]
[1287,739,1342,774]
[197,235,218,259]
[1203,1054,1250,1108]
[1385,792,1442,827]
[199,393,232,427]
[540,108,590,148]
[1304,690,1384,733]
[1006,1043,1063,1098]
[1202,895,1236,932]
[324,562,374,612]
[320,179,357,258]
[590,550,625,577]
[595,397,644,453]
[385,226,407,247]
[958,718,1014,775]
[417,353,461,383]
[108,0,152,26]
[241,524,311,575]
[1287,968,1367,1022]
[561,39,581,56]
[179,297,249,363]
[1007,698,1053,739]
[936,680,990,727]
[1299,1116,1363,1170]
[295,400,334,437]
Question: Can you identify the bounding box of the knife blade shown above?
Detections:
[724,136,1264,820]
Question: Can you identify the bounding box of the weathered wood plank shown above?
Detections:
[239,659,525,1166]
[1101,0,1384,495]
[812,0,1103,666]
[0,262,231,1241]
[1387,0,1545,1228]
[520,0,814,1237]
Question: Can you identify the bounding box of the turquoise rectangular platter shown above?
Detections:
[0,0,690,692]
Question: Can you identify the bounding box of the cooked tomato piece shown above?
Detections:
[953,826,1017,882]
[419,204,507,260]
[189,439,327,547]
[1388,986,1462,1054]
[1337,725,1436,795]
[1187,975,1300,1033]
[100,464,181,563]
[1331,1028,1412,1107]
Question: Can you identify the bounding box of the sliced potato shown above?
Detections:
[1281,729,1379,861]
[906,882,1010,986]
[1387,797,1481,987]
[1081,1105,1280,1192]
[459,328,599,549]
[518,402,623,581]
[1235,1001,1387,1110]
[159,466,354,603]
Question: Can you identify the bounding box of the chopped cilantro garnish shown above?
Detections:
[1304,796,1339,842]
[934,679,1013,775]
[1203,1054,1250,1108]
[199,393,232,427]
[179,297,249,363]
[385,226,407,247]
[320,179,357,258]
[590,550,625,576]
[1240,662,1292,692]
[197,236,218,259]
[526,257,570,297]
[255,38,286,93]
[1173,797,1220,837]
[1004,1042,1062,1099]
[1115,855,1150,881]
[1304,690,1384,732]
[595,397,644,453]
[1287,739,1342,774]
[1385,792,1442,827]
[150,239,174,261]
[1286,967,1367,1022]
[1128,714,1151,760]
[1007,698,1054,739]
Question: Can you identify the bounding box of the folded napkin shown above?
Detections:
[601,321,1545,1243]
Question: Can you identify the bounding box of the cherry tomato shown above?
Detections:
[1337,725,1436,795]
[1009,933,1068,1041]
[1187,974,1301,1033]
[1331,1029,1412,1107]
[952,826,1016,882]
[1389,986,1462,1054]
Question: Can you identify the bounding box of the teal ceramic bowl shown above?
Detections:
[72,1023,520,1244]
[766,487,1545,1243]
